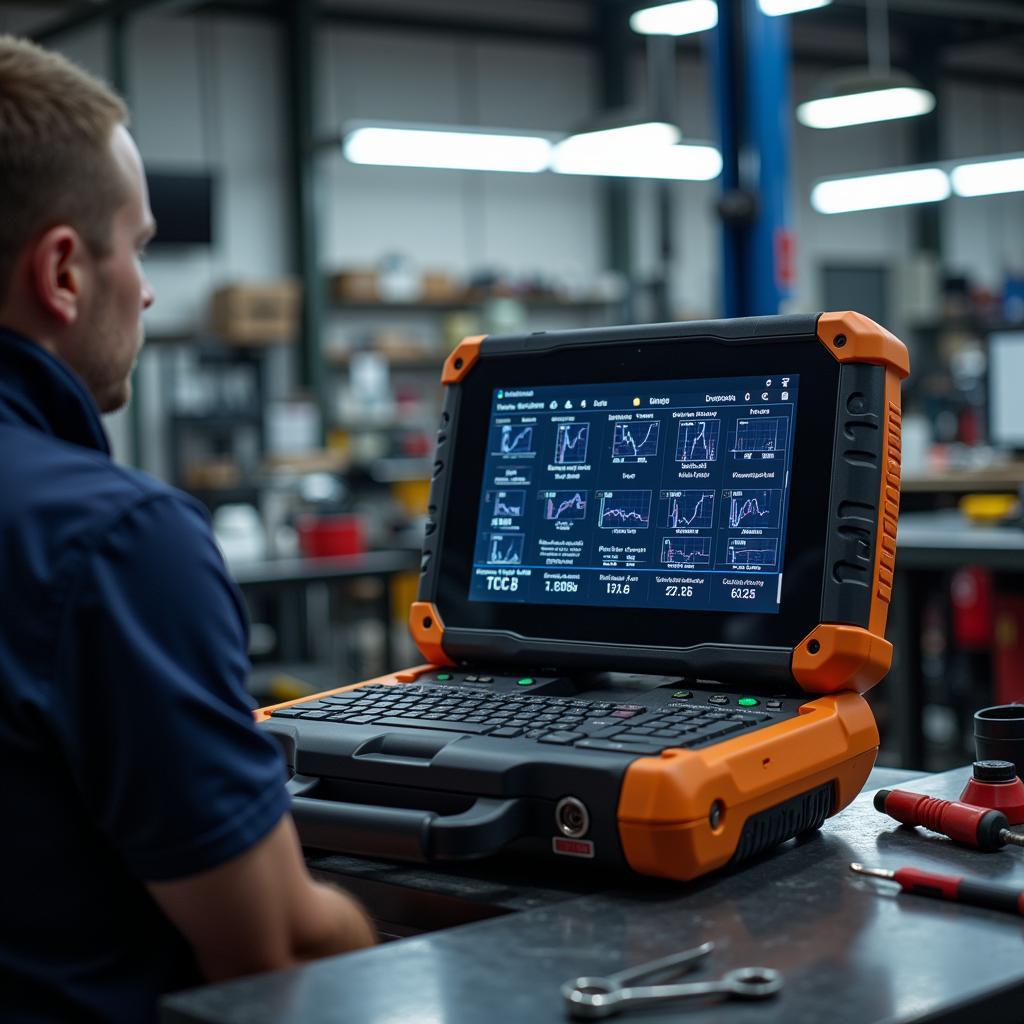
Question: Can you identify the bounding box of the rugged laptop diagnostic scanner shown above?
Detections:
[260,311,908,882]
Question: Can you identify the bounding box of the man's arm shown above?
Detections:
[148,814,376,982]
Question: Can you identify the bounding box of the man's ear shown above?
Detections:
[30,225,88,326]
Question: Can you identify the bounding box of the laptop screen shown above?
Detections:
[468,373,798,616]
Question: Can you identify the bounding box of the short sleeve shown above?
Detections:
[55,493,289,882]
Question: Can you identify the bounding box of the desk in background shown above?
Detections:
[891,511,1024,768]
[902,462,1024,498]
[231,549,420,686]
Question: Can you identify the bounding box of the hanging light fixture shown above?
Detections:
[796,0,935,129]
[811,166,950,214]
[951,155,1024,198]
[629,1,718,37]
[343,122,552,174]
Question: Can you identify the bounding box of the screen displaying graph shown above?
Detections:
[486,490,525,518]
[660,490,715,530]
[727,416,787,455]
[662,536,711,566]
[675,419,720,463]
[725,537,778,568]
[611,421,660,460]
[486,533,524,564]
[723,489,782,529]
[542,490,588,521]
[471,373,799,614]
[554,422,590,464]
[490,423,534,456]
[598,490,652,529]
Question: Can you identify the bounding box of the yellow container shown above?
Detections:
[392,478,431,517]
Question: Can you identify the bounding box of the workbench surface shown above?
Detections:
[162,767,1024,1024]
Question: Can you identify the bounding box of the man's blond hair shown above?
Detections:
[0,35,129,303]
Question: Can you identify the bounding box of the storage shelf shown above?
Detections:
[331,297,616,313]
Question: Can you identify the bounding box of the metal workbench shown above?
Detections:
[162,765,1024,1024]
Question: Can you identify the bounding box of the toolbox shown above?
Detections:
[259,311,908,882]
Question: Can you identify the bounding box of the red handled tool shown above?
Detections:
[874,788,1024,851]
[851,863,1024,916]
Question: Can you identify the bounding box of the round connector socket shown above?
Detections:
[555,796,590,839]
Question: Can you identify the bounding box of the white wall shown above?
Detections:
[942,82,1024,289]
[319,27,604,285]
[790,66,916,317]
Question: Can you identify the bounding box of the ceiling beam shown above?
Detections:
[832,0,1024,25]
[30,0,1023,93]
[314,4,597,47]
[30,0,205,44]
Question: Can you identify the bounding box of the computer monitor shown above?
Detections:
[146,171,214,247]
[988,331,1024,450]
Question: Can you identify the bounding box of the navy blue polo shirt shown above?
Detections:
[0,329,290,1022]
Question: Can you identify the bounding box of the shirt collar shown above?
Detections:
[0,327,111,456]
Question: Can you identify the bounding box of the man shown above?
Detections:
[0,36,375,1023]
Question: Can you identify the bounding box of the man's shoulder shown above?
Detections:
[0,423,208,558]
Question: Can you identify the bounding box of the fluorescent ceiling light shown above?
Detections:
[951,156,1024,197]
[760,0,831,13]
[552,142,722,180]
[630,1,718,36]
[343,125,551,173]
[797,84,934,129]
[811,167,950,214]
[558,120,680,154]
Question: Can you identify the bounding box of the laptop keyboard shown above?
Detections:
[270,683,780,755]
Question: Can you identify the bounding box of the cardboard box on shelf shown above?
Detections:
[211,281,301,345]
[331,269,379,303]
[420,271,465,303]
[182,460,243,490]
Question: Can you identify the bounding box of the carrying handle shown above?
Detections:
[286,774,528,862]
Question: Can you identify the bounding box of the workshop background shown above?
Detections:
[4,0,1022,772]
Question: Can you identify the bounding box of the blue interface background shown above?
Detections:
[467,374,799,615]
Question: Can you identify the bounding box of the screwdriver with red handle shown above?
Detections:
[874,788,1024,851]
[851,863,1024,915]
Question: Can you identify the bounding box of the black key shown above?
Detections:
[341,714,376,724]
[298,709,333,720]
[270,707,305,718]
[490,726,524,737]
[580,721,621,737]
[539,731,584,745]
[688,722,744,741]
[575,739,665,755]
[369,716,493,734]
[320,694,365,704]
